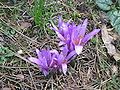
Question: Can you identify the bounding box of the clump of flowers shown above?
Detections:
[52,16,100,55]
[28,46,76,76]
[28,16,100,76]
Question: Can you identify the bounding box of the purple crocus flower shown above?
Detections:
[28,46,76,76]
[55,45,76,75]
[28,16,100,76]
[52,16,100,55]
[28,49,56,76]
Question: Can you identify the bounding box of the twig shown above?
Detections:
[0,66,29,69]
[14,53,38,68]
[26,62,37,90]
[44,77,51,90]
[0,18,42,45]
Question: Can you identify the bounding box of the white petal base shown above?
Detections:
[75,45,83,55]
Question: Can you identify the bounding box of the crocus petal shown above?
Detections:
[81,19,88,29]
[50,27,56,31]
[62,63,67,75]
[69,42,74,51]
[75,45,83,55]
[59,41,65,46]
[51,21,58,31]
[77,19,88,37]
[81,29,100,45]
[28,57,41,65]
[66,50,76,60]
[66,19,72,25]
[36,49,42,59]
[61,22,68,33]
[41,49,51,64]
[62,45,69,57]
[42,69,49,76]
[59,46,64,51]
[42,57,48,67]
[66,34,71,43]
[69,23,76,36]
[60,24,69,38]
[49,57,54,67]
[56,31,65,41]
[71,27,79,41]
[50,49,59,55]
[58,16,62,27]
[46,49,51,64]
[57,52,66,65]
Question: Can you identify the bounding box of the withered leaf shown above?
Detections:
[101,25,120,61]
[19,22,32,29]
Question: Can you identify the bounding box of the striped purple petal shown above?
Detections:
[36,49,42,60]
[81,29,100,45]
[56,31,65,41]
[66,50,76,61]
[58,16,63,27]
[62,63,67,75]
[28,57,41,65]
[77,18,88,37]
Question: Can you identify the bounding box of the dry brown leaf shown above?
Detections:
[2,88,11,90]
[14,74,24,80]
[112,65,118,75]
[28,0,34,5]
[87,68,91,78]
[101,25,120,61]
[0,36,4,46]
[19,22,32,29]
[113,53,120,61]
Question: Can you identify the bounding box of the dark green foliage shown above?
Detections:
[0,19,16,37]
[107,10,120,33]
[118,0,120,6]
[33,0,45,26]
[0,45,14,64]
[9,0,17,4]
[96,0,113,11]
[0,0,17,4]
[96,0,120,34]
[105,75,120,90]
